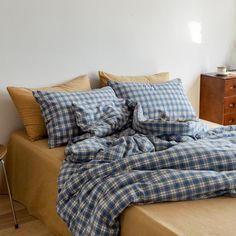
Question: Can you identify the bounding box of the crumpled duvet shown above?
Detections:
[57,103,236,236]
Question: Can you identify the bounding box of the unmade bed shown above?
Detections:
[6,128,236,236]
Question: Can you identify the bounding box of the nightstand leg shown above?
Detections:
[1,160,18,229]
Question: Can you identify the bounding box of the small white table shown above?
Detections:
[0,144,18,229]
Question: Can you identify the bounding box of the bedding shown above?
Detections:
[5,130,71,236]
[7,75,91,141]
[120,197,236,236]
[109,78,204,137]
[6,123,236,236]
[108,79,196,121]
[99,71,169,87]
[33,87,117,148]
[57,101,236,236]
[72,99,132,138]
[132,103,208,136]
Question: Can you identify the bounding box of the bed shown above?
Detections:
[5,120,236,236]
[6,74,236,235]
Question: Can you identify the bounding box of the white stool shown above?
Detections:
[0,144,18,229]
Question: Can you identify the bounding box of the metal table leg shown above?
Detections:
[1,159,18,229]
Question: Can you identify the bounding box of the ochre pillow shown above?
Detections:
[99,71,170,87]
[7,75,91,141]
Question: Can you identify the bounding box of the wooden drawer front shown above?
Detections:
[224,96,236,114]
[224,113,236,125]
[224,79,236,97]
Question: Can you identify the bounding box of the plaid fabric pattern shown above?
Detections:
[57,126,236,236]
[72,99,131,138]
[33,87,117,148]
[132,103,208,136]
[108,78,197,121]
[65,130,156,162]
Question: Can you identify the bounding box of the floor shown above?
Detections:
[0,195,53,236]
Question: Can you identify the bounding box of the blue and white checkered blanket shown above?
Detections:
[57,105,236,236]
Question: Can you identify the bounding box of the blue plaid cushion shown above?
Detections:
[72,99,131,137]
[108,79,197,121]
[133,104,208,136]
[33,87,117,148]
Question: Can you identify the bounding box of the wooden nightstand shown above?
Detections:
[200,73,236,125]
[0,144,18,229]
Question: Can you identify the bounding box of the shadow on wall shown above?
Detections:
[186,76,200,116]
[88,73,100,89]
[225,41,236,70]
[0,91,22,144]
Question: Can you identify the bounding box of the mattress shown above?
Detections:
[6,130,70,236]
[120,198,236,236]
[6,129,236,236]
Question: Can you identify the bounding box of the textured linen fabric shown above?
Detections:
[57,122,236,236]
[120,197,236,236]
[5,130,71,236]
[108,78,196,121]
[132,103,208,136]
[33,87,117,148]
[99,71,169,87]
[72,99,132,138]
[6,127,236,236]
[7,75,91,141]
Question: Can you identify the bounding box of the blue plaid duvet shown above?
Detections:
[57,108,236,235]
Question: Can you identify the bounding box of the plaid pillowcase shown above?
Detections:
[108,79,197,121]
[72,99,131,137]
[133,104,208,136]
[33,87,117,148]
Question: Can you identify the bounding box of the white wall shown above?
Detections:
[0,0,236,145]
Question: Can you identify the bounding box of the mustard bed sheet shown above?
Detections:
[6,130,70,236]
[6,130,236,236]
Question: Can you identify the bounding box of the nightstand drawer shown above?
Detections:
[224,113,236,125]
[224,96,236,114]
[200,73,236,125]
[224,79,236,97]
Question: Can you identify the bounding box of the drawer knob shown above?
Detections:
[229,103,235,108]
[229,119,234,123]
[230,85,236,90]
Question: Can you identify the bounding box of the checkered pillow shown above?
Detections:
[133,103,208,136]
[72,99,131,137]
[108,79,197,121]
[33,87,117,148]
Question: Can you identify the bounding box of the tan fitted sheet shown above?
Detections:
[120,198,236,236]
[6,130,70,236]
[6,129,236,236]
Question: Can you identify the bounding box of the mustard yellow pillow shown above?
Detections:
[99,71,170,87]
[7,75,91,141]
